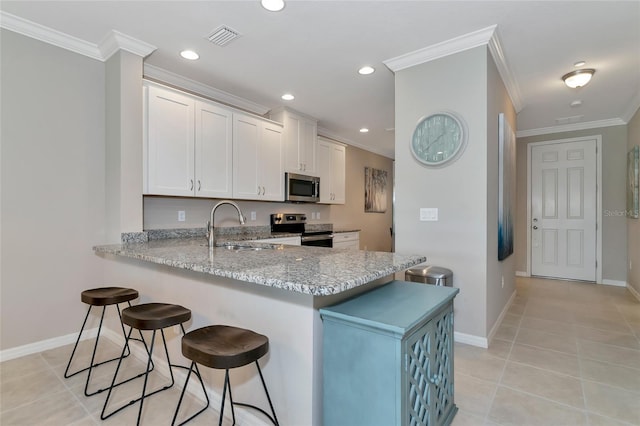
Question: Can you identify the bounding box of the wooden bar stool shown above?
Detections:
[172,325,279,426]
[101,302,203,426]
[65,287,150,396]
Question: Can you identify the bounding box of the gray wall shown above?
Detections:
[516,125,629,282]
[1,30,107,349]
[395,46,514,339]
[628,108,640,294]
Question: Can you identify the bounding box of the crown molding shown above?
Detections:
[98,30,156,60]
[621,91,640,123]
[317,126,394,159]
[383,25,497,72]
[0,11,156,61]
[487,28,524,112]
[516,118,627,138]
[383,25,523,113]
[1,11,102,60]
[143,64,270,116]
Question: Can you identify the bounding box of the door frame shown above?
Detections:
[526,135,602,283]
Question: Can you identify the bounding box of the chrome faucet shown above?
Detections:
[207,200,245,248]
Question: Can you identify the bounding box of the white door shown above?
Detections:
[531,138,597,281]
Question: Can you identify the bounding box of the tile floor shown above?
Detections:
[1,276,639,425]
[452,277,640,426]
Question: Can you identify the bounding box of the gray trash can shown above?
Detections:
[405,265,453,286]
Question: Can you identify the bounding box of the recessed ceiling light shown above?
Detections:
[360,128,369,133]
[261,0,285,12]
[281,93,295,101]
[180,50,199,60]
[574,61,586,67]
[570,100,583,107]
[358,66,375,75]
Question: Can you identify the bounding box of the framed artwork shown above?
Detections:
[364,167,387,213]
[628,145,639,219]
[498,113,515,261]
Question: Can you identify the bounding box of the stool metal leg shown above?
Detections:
[65,303,132,394]
[171,361,210,426]
[231,361,279,426]
[102,325,188,425]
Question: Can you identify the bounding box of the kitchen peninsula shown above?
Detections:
[94,235,425,425]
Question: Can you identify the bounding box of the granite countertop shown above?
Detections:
[93,237,425,296]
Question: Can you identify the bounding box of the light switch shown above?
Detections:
[250,211,257,221]
[419,208,438,221]
[178,210,186,222]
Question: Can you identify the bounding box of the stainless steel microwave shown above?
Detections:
[285,172,320,203]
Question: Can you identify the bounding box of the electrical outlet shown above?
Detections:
[317,212,321,220]
[501,276,504,288]
[178,210,186,222]
[311,212,316,220]
[250,211,256,221]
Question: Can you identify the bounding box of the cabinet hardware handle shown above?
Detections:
[197,180,201,191]
[190,179,194,191]
[533,226,538,230]
[428,374,441,385]
[262,186,266,195]
[257,186,261,195]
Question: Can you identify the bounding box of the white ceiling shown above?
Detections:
[2,1,639,158]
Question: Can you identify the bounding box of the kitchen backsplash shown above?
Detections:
[143,196,332,230]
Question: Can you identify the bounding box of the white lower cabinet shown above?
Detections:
[332,231,359,250]
[233,113,284,201]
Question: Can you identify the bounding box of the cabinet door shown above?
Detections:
[195,101,232,198]
[233,113,261,199]
[299,119,317,173]
[259,121,284,201]
[331,143,346,204]
[145,85,195,196]
[403,304,456,426]
[316,139,333,203]
[283,113,302,172]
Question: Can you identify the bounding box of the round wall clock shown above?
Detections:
[410,112,467,167]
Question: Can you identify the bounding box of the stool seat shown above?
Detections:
[122,303,191,330]
[182,325,269,369]
[81,287,138,306]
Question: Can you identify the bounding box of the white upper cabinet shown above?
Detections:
[317,137,346,204]
[144,82,232,198]
[233,113,284,201]
[271,108,317,174]
[145,84,195,196]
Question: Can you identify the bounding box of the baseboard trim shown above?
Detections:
[515,271,529,277]
[601,279,627,287]
[0,328,97,362]
[454,332,488,348]
[627,283,640,302]
[487,290,517,345]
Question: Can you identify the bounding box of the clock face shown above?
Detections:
[411,113,466,166]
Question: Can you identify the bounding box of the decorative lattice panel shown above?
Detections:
[406,306,454,426]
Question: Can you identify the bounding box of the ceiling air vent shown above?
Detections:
[207,25,241,46]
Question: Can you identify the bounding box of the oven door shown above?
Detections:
[301,234,333,248]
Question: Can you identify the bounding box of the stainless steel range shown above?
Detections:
[270,213,333,248]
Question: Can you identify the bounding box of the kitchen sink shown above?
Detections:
[205,243,276,251]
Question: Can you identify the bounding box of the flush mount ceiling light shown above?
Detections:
[261,0,285,12]
[359,128,369,133]
[281,93,295,101]
[562,69,595,88]
[180,50,199,60]
[358,66,375,75]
